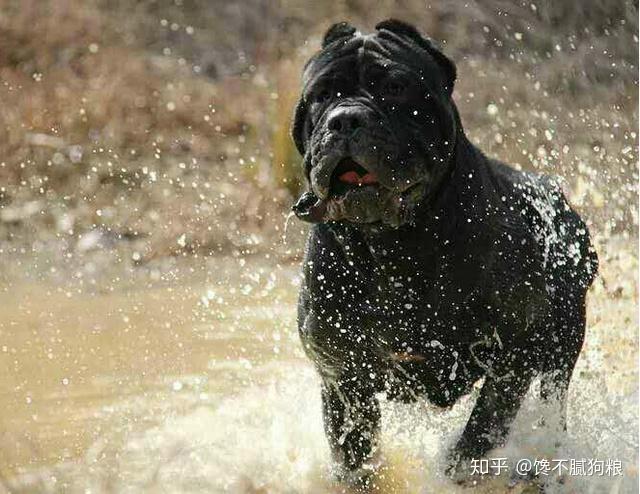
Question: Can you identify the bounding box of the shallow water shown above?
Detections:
[1,237,637,493]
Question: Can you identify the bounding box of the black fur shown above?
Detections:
[323,21,357,48]
[291,19,598,483]
[376,19,456,94]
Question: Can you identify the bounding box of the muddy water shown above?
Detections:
[1,238,638,493]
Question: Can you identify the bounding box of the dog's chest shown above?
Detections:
[356,259,484,348]
[312,225,492,355]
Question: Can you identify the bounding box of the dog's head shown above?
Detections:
[291,19,459,227]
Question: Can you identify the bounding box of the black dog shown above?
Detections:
[291,19,597,482]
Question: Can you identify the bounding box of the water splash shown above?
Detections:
[11,357,636,493]
[282,210,297,245]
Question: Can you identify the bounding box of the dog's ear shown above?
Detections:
[291,98,307,155]
[291,23,356,156]
[375,19,456,96]
[322,22,357,48]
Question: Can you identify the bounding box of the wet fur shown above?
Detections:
[292,19,598,482]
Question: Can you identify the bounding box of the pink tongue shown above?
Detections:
[338,171,378,185]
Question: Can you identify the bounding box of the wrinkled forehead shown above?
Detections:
[302,31,444,93]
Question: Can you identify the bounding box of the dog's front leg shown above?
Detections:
[448,369,533,479]
[321,376,381,484]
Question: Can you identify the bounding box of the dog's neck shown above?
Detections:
[326,131,491,273]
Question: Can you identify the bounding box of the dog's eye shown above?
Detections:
[313,89,331,104]
[383,81,405,97]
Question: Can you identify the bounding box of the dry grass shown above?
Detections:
[0,0,636,259]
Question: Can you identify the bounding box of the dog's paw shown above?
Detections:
[507,467,537,487]
[335,466,373,487]
[332,456,384,492]
[445,452,481,485]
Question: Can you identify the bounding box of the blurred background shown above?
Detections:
[0,1,637,493]
[0,0,637,258]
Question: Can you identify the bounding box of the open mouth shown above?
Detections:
[329,157,379,197]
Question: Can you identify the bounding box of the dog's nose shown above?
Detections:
[327,107,365,135]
